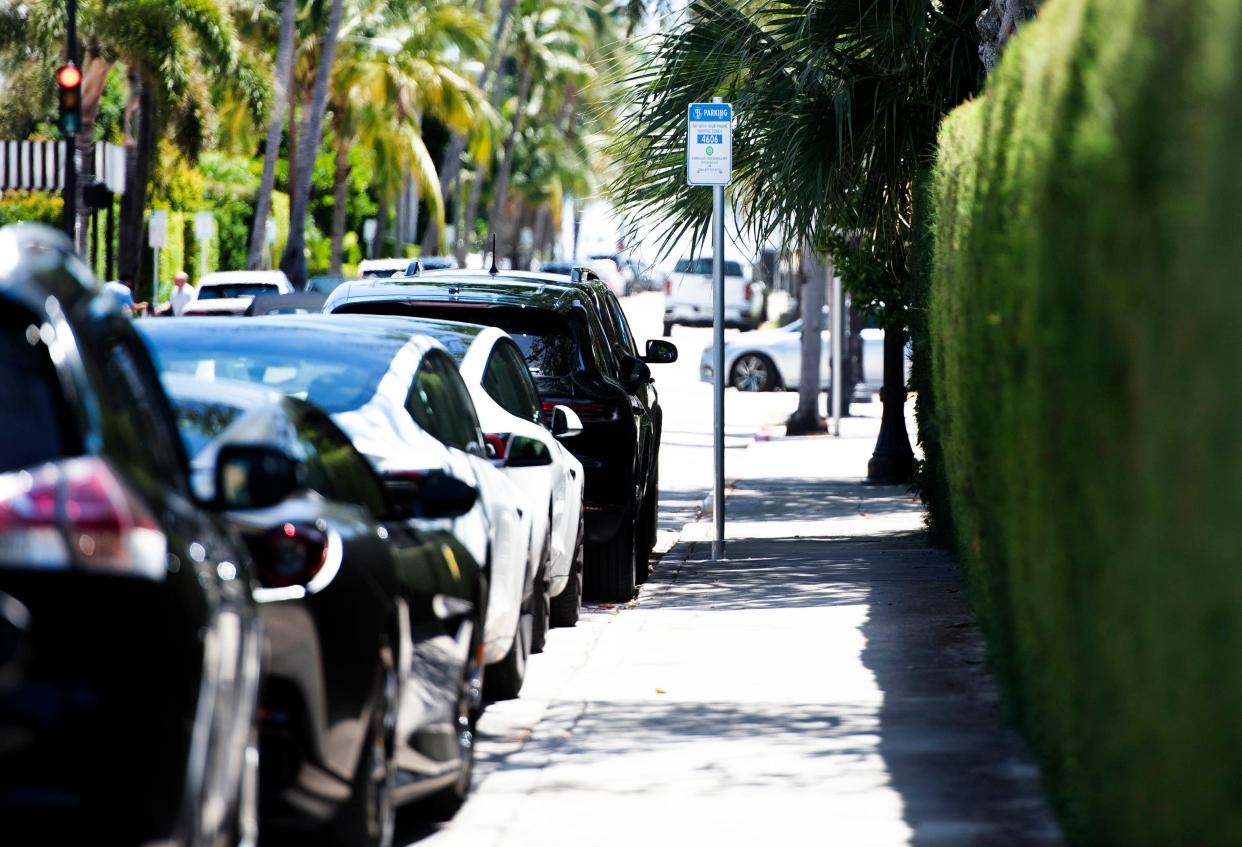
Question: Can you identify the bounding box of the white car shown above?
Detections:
[358,257,415,279]
[380,319,587,650]
[699,312,893,398]
[185,270,293,316]
[145,314,536,701]
[663,256,766,335]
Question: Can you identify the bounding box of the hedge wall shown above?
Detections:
[931,0,1242,842]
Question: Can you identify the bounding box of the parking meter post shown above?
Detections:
[712,171,726,560]
[831,270,843,436]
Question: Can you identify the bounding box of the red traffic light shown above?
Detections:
[57,64,82,89]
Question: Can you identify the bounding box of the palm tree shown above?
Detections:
[280,0,346,287]
[611,0,986,482]
[246,0,298,270]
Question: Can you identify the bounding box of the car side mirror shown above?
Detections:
[621,355,652,391]
[551,405,583,439]
[383,470,478,519]
[505,435,554,467]
[215,445,300,510]
[643,338,678,364]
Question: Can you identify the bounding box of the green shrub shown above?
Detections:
[931,0,1242,842]
[0,191,63,228]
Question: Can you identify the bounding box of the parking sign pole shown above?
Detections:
[712,166,726,561]
[688,98,732,561]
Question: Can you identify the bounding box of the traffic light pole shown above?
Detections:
[62,0,78,242]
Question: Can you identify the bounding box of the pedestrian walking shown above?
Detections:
[170,271,196,316]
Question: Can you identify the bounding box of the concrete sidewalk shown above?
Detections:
[416,418,1063,846]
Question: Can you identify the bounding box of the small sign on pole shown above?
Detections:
[362,217,378,258]
[686,102,733,186]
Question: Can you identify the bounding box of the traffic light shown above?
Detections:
[57,63,82,135]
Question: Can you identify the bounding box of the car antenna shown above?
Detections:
[488,234,499,276]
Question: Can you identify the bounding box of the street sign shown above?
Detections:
[148,210,168,249]
[194,211,215,242]
[686,102,732,186]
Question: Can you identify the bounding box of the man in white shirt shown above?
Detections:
[170,271,196,316]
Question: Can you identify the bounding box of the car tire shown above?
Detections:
[635,473,658,585]
[530,527,552,654]
[662,320,674,337]
[486,601,531,701]
[551,521,584,628]
[583,518,636,602]
[326,673,396,847]
[730,353,778,392]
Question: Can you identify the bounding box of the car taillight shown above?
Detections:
[541,400,616,425]
[663,277,672,296]
[483,433,511,462]
[0,457,168,579]
[248,522,328,588]
[744,281,754,300]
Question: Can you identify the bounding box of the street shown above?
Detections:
[398,293,1063,846]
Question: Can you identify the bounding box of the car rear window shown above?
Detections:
[199,283,279,300]
[0,312,76,472]
[140,323,410,413]
[335,302,581,378]
[674,258,744,277]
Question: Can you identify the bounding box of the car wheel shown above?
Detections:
[662,320,674,337]
[635,474,658,585]
[416,629,479,822]
[583,518,636,603]
[731,353,778,392]
[530,525,552,654]
[550,524,583,628]
[327,672,396,847]
[486,601,531,701]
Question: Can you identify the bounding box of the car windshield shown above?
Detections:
[674,258,744,277]
[139,323,408,412]
[198,283,279,300]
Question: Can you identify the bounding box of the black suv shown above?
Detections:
[0,225,264,845]
[324,270,677,601]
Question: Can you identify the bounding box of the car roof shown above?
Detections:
[162,371,289,411]
[326,272,590,313]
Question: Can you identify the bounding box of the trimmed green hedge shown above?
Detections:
[931,0,1242,842]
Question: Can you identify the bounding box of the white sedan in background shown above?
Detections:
[183,270,293,316]
[321,301,587,650]
[700,314,890,398]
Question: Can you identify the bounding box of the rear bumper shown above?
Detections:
[664,302,753,326]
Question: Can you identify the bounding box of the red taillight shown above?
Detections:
[663,277,672,296]
[483,433,511,461]
[744,281,754,300]
[540,400,616,425]
[0,457,167,578]
[248,522,328,588]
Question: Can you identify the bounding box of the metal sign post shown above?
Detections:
[148,210,167,303]
[831,272,843,436]
[688,99,733,561]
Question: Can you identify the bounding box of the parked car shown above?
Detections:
[698,310,892,400]
[663,256,766,335]
[324,271,677,602]
[157,374,487,837]
[245,291,329,316]
[318,309,586,640]
[138,316,535,702]
[0,224,263,846]
[186,270,294,317]
[305,274,347,295]
[358,258,413,279]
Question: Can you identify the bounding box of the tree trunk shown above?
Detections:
[75,54,113,255]
[281,0,345,287]
[977,0,1041,70]
[118,73,154,294]
[488,58,533,260]
[787,248,829,435]
[866,306,915,483]
[457,43,516,266]
[424,0,516,256]
[328,116,351,275]
[248,0,298,270]
[375,193,389,259]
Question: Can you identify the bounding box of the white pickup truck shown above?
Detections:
[662,256,766,336]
